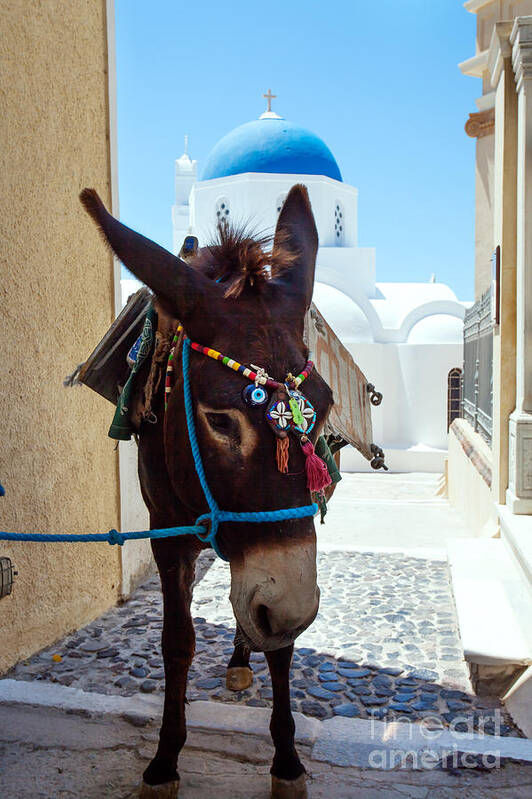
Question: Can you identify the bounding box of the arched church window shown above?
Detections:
[276,193,287,215]
[447,367,462,430]
[334,202,344,245]
[215,197,230,225]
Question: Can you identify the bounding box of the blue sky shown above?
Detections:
[116,0,478,300]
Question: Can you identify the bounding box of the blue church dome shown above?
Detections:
[202,117,342,182]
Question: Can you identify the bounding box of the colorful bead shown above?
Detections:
[165,324,313,413]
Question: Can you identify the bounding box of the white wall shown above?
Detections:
[190,172,358,247]
[340,341,463,473]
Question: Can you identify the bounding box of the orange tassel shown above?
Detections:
[276,436,290,473]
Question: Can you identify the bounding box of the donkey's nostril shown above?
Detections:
[256,604,272,637]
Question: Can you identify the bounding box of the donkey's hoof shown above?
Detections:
[139,779,179,798]
[226,666,253,691]
[271,773,307,799]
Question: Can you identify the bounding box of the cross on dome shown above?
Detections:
[259,89,283,120]
[264,89,276,112]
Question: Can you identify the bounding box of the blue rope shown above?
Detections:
[0,339,317,557]
[181,339,316,559]
[0,526,204,545]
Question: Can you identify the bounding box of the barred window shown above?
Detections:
[447,367,462,430]
[215,197,230,225]
[334,202,344,245]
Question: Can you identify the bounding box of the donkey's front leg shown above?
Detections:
[140,542,197,799]
[266,645,307,799]
[226,623,253,691]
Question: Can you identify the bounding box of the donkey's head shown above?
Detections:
[81,185,332,651]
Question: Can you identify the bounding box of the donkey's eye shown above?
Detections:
[206,412,233,433]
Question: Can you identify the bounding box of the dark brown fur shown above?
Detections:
[80,184,334,796]
[196,221,299,298]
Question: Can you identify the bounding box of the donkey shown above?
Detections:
[80,184,334,799]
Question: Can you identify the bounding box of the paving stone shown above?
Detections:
[348,684,372,695]
[412,700,437,711]
[372,675,393,687]
[419,692,438,703]
[300,700,328,719]
[446,699,471,711]
[308,686,336,700]
[319,682,345,692]
[332,703,360,717]
[389,702,414,713]
[374,687,395,697]
[392,693,416,702]
[130,667,148,678]
[407,668,439,681]
[195,678,223,690]
[337,667,370,678]
[360,696,388,706]
[79,641,107,652]
[96,647,119,659]
[318,672,337,682]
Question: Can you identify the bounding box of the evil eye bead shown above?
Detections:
[242,384,268,407]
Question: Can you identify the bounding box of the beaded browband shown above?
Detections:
[165,325,314,408]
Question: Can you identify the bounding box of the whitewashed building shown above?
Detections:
[168,98,466,472]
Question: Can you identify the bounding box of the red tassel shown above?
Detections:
[301,438,332,492]
[276,436,290,473]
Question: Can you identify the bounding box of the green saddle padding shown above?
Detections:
[108,306,156,441]
[315,435,342,484]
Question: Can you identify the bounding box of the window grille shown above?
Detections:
[215,197,230,225]
[447,368,462,431]
[462,288,493,445]
[334,203,344,245]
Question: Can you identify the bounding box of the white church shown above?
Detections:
[167,95,466,472]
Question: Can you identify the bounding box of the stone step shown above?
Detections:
[447,538,532,669]
[498,505,532,591]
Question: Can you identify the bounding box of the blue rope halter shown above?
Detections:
[0,338,317,560]
[181,338,317,559]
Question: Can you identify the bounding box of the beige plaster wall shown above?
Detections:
[447,422,498,537]
[474,134,495,299]
[0,0,121,673]
[491,39,518,504]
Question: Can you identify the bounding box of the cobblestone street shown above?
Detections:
[5,474,521,737]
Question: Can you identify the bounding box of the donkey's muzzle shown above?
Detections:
[229,536,319,651]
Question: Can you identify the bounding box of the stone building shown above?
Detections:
[447,0,532,734]
[0,0,151,674]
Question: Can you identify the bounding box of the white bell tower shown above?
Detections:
[172,135,197,254]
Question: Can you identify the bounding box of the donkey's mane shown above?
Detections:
[194,221,298,299]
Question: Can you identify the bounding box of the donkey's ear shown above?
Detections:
[271,184,318,313]
[80,189,223,336]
